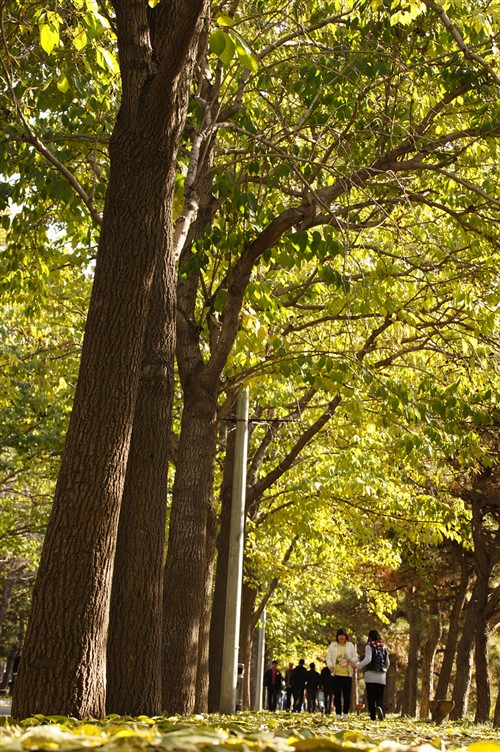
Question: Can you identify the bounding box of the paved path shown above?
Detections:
[0,701,12,715]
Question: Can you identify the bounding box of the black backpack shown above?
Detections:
[366,644,388,672]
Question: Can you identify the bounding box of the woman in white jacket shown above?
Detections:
[326,628,358,719]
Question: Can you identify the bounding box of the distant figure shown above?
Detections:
[306,662,321,712]
[326,628,358,719]
[291,658,308,711]
[350,630,389,721]
[284,662,294,711]
[263,659,283,711]
[9,648,22,696]
[320,663,334,714]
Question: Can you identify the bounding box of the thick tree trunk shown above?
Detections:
[434,546,470,701]
[162,384,218,714]
[420,599,441,719]
[401,595,422,717]
[106,251,176,716]
[11,2,208,719]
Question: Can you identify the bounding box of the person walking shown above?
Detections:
[263,659,283,711]
[306,662,321,712]
[320,663,334,714]
[291,658,308,711]
[284,662,294,711]
[349,630,390,721]
[326,628,358,719]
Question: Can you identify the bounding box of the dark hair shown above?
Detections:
[299,658,305,665]
[336,628,350,641]
[309,662,315,669]
[368,629,382,642]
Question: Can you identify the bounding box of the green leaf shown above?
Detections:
[72,27,88,51]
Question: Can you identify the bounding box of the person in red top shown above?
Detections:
[263,659,283,711]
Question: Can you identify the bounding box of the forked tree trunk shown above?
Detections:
[11,2,208,720]
[106,252,176,716]
[434,546,471,701]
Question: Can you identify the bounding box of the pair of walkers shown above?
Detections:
[326,628,389,721]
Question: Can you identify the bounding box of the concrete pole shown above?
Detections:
[220,388,249,714]
[253,608,266,710]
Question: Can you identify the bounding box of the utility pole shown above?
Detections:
[220,388,249,714]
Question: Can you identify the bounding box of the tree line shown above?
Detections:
[0,0,498,723]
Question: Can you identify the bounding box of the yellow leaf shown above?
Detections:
[57,74,70,93]
[72,27,87,51]
[40,24,57,54]
[467,744,500,752]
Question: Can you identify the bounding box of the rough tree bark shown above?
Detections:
[11,0,209,719]
[419,597,441,719]
[106,250,176,716]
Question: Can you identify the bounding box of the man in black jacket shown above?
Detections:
[263,660,283,711]
[291,658,308,711]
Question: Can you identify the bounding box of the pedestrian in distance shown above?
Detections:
[291,658,308,711]
[284,661,294,711]
[326,627,358,719]
[349,629,390,721]
[263,659,283,711]
[306,662,321,712]
[320,662,334,714]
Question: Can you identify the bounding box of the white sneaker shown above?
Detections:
[336,714,342,719]
[343,714,348,720]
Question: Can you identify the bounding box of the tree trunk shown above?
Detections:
[11,2,208,719]
[208,418,236,711]
[194,500,218,713]
[450,591,476,719]
[106,251,176,716]
[162,384,218,714]
[434,546,471,700]
[420,598,441,719]
[474,612,491,723]
[239,582,258,710]
[401,594,422,717]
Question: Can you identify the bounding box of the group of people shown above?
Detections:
[263,628,390,721]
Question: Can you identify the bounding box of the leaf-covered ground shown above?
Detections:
[0,707,498,752]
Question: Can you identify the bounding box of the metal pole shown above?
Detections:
[253,608,266,710]
[220,388,249,714]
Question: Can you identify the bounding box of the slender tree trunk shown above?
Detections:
[106,251,176,716]
[434,546,470,700]
[162,384,218,714]
[11,2,208,719]
[401,594,422,717]
[420,598,441,719]
[474,612,491,723]
[239,582,258,710]
[194,500,218,713]
[450,591,476,719]
[208,417,236,711]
